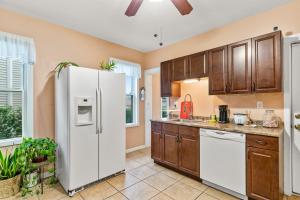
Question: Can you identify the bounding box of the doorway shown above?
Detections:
[144,67,160,147]
[284,35,300,196]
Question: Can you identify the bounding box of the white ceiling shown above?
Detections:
[0,0,292,52]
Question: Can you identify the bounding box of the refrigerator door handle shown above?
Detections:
[100,88,103,133]
[96,88,100,134]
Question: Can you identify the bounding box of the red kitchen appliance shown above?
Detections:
[180,94,193,119]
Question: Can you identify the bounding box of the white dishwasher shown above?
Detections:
[200,128,247,200]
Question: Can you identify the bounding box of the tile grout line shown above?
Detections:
[193,187,211,200]
[78,191,85,200]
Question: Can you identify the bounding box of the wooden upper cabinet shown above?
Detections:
[161,61,172,97]
[161,61,181,97]
[208,46,228,95]
[252,31,282,93]
[172,56,188,81]
[228,39,252,94]
[188,51,208,79]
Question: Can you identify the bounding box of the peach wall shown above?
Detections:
[146,0,300,121]
[179,80,284,120]
[1,0,300,150]
[0,8,145,149]
[152,73,161,120]
[144,0,300,68]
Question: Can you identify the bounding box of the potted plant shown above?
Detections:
[55,61,79,78]
[17,138,57,189]
[99,60,116,71]
[0,150,21,198]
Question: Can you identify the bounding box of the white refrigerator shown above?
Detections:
[55,66,125,195]
[291,41,300,195]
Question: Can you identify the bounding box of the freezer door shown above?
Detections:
[68,67,99,190]
[98,71,126,179]
[292,42,300,194]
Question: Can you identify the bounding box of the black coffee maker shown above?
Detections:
[219,105,229,123]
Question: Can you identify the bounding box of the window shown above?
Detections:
[161,97,169,119]
[0,32,35,145]
[111,58,141,127]
[126,76,138,124]
[0,58,23,140]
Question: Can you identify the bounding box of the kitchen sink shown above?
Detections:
[170,119,206,123]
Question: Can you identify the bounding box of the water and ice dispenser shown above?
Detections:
[75,97,93,126]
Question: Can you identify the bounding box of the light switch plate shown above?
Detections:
[257,101,264,109]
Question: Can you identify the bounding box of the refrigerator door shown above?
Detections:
[292,42,300,194]
[68,67,99,190]
[98,71,126,179]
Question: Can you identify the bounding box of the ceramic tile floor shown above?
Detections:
[5,147,300,200]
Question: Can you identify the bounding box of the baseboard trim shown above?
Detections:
[126,145,146,153]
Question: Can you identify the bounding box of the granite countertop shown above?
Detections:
[151,119,284,138]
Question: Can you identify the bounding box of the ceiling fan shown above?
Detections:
[125,0,193,17]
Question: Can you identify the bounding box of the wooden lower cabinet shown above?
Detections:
[163,131,179,168]
[246,134,283,200]
[178,126,199,177]
[151,131,163,161]
[151,122,200,178]
[151,122,163,161]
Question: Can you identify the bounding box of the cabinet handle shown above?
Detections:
[203,54,206,75]
[252,82,256,91]
[256,140,266,146]
[225,84,230,93]
[176,136,179,143]
[295,114,300,119]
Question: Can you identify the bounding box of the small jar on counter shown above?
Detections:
[263,110,279,128]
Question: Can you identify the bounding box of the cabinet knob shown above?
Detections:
[295,124,300,131]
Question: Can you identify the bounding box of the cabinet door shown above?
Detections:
[188,52,208,79]
[252,31,282,92]
[162,123,179,168]
[151,131,163,161]
[247,147,279,200]
[178,126,199,177]
[228,40,252,94]
[161,61,172,97]
[172,56,188,81]
[208,46,228,95]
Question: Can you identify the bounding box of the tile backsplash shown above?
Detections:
[173,79,284,121]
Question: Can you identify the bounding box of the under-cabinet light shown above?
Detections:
[182,79,200,84]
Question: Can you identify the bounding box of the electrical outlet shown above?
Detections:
[257,101,264,109]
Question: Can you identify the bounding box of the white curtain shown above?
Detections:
[110,57,141,79]
[0,31,36,65]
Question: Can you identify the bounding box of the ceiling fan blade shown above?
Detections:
[170,0,193,15]
[125,0,143,17]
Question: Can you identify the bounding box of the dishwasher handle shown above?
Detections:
[200,129,245,142]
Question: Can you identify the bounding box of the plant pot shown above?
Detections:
[0,174,21,199]
[32,156,47,163]
[23,171,39,188]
